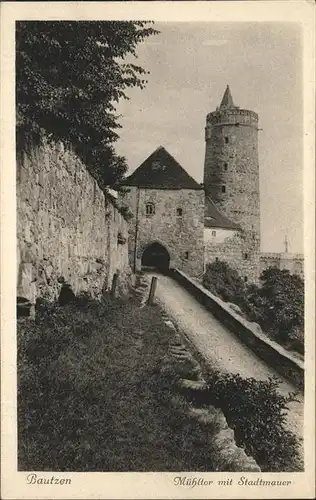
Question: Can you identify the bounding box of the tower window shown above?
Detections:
[176,207,183,217]
[212,230,216,237]
[224,163,228,170]
[244,253,249,260]
[221,185,226,193]
[225,137,229,144]
[184,251,189,260]
[244,276,248,283]
[146,203,155,216]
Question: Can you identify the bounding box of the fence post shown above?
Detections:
[147,276,158,305]
[111,272,119,297]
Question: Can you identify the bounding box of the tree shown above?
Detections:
[16,21,158,187]
[203,260,247,307]
[246,267,304,344]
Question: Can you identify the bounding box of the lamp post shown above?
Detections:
[133,187,140,272]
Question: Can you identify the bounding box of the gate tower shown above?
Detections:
[203,85,261,279]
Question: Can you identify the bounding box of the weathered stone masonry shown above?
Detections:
[203,88,261,282]
[204,232,260,283]
[122,186,205,278]
[17,139,132,304]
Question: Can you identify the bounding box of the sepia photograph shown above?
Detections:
[1,1,315,499]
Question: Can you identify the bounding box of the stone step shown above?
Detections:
[176,378,207,391]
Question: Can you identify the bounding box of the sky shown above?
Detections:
[115,22,303,254]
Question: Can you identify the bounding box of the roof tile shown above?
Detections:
[121,146,202,190]
[205,196,240,230]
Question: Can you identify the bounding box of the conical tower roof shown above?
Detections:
[219,85,235,109]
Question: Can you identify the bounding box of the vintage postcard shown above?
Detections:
[1,1,315,499]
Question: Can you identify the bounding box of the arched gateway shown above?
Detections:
[141,242,170,272]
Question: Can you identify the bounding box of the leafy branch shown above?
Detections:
[16,21,159,187]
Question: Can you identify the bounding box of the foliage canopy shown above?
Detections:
[203,260,304,352]
[16,21,158,187]
[246,266,304,345]
[203,260,247,307]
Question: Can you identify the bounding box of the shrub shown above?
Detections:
[245,267,304,345]
[204,371,301,472]
[286,326,304,355]
[203,263,305,353]
[203,260,247,308]
[117,205,134,221]
[117,232,127,244]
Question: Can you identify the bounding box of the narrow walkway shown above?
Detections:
[147,272,304,452]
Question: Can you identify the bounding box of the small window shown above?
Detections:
[184,251,189,260]
[244,276,248,283]
[151,161,160,170]
[146,203,155,216]
[225,137,229,144]
[221,185,226,193]
[215,257,219,262]
[176,208,183,217]
[212,230,216,237]
[224,163,228,170]
[244,253,249,260]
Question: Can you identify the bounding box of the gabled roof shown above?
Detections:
[205,196,240,230]
[220,85,235,109]
[121,146,202,190]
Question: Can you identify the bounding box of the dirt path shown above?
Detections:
[146,272,304,461]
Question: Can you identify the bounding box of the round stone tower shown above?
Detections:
[204,86,261,281]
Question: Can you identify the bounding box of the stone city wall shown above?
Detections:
[260,253,304,278]
[17,139,132,304]
[171,268,304,390]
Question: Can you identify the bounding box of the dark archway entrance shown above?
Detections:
[141,242,170,272]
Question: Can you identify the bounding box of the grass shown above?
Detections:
[18,293,215,472]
